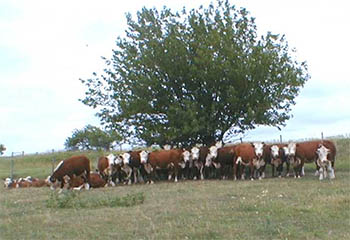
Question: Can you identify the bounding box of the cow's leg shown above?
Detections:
[85,170,90,190]
[174,167,179,182]
[233,161,238,181]
[319,167,324,180]
[285,161,290,177]
[271,165,275,178]
[329,161,335,179]
[250,163,255,181]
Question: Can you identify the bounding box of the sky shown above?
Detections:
[1,0,349,156]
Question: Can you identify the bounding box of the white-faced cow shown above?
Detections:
[233,142,265,180]
[263,144,286,178]
[284,140,336,178]
[47,155,91,190]
[316,144,335,180]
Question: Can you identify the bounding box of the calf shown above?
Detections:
[47,155,91,190]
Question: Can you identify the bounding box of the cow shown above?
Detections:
[190,146,208,180]
[120,151,148,185]
[69,172,107,188]
[47,155,91,190]
[282,142,301,177]
[139,148,188,183]
[263,144,285,178]
[233,142,265,180]
[205,145,236,179]
[316,144,335,180]
[201,141,223,179]
[285,140,336,178]
[97,154,122,185]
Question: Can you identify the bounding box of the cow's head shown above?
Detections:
[251,142,265,159]
[4,178,14,188]
[107,154,116,165]
[140,150,149,164]
[121,152,131,165]
[46,175,57,190]
[270,145,282,167]
[163,144,172,150]
[191,146,200,161]
[316,144,330,165]
[205,145,219,167]
[270,145,279,159]
[285,142,297,163]
[182,150,191,163]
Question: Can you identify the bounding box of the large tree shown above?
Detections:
[64,125,122,151]
[80,0,309,147]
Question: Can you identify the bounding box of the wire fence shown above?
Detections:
[4,132,349,180]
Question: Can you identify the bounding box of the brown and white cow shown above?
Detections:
[316,144,335,180]
[205,145,236,179]
[47,155,91,190]
[97,153,122,185]
[139,148,188,183]
[263,144,285,178]
[120,150,148,184]
[284,140,336,178]
[233,142,265,180]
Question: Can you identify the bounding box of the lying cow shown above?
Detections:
[69,172,107,188]
[233,142,265,180]
[4,176,49,188]
[47,155,91,190]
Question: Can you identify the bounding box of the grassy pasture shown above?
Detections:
[0,138,349,240]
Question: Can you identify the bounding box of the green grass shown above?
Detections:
[0,137,349,239]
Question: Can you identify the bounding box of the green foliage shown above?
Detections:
[0,144,5,155]
[45,190,145,209]
[64,125,122,151]
[80,0,309,146]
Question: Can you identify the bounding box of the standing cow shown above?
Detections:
[47,155,91,190]
[284,140,336,178]
[139,149,188,183]
[316,144,335,180]
[263,144,285,178]
[233,142,265,180]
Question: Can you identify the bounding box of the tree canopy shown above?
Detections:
[80,0,309,147]
[64,125,122,151]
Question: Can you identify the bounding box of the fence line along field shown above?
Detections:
[1,137,349,239]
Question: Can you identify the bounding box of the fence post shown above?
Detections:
[321,132,324,140]
[280,135,282,143]
[51,149,55,174]
[240,137,243,143]
[10,152,14,179]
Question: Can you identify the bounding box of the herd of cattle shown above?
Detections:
[4,139,336,190]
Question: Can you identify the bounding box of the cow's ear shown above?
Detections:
[250,142,254,147]
[296,143,299,147]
